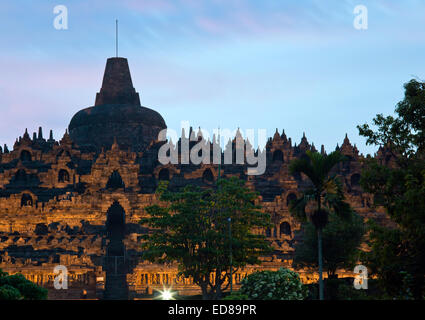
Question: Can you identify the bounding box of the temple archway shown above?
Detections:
[272,150,284,162]
[106,170,125,189]
[20,150,32,162]
[58,169,70,183]
[104,200,128,299]
[202,168,214,185]
[280,221,291,237]
[15,169,27,183]
[106,201,126,254]
[21,193,33,207]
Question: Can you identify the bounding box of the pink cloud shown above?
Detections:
[121,0,176,14]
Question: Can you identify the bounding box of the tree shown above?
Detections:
[294,212,364,278]
[357,79,425,299]
[140,177,272,300]
[289,150,352,300]
[0,269,48,300]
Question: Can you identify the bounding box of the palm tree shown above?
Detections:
[289,150,351,300]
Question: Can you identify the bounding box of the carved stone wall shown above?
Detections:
[0,126,392,299]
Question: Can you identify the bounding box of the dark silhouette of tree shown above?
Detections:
[289,150,351,300]
[358,79,425,299]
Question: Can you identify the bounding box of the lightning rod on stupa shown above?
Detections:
[115,19,118,57]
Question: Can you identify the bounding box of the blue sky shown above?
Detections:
[1,0,425,155]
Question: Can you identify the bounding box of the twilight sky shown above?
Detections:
[1,0,425,155]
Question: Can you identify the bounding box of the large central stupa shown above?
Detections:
[68,57,166,153]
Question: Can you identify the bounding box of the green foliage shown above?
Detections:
[140,177,272,300]
[289,150,352,228]
[326,278,370,300]
[0,284,22,300]
[358,79,425,299]
[358,79,425,157]
[0,269,47,300]
[237,268,306,300]
[305,278,380,300]
[222,291,249,300]
[398,271,415,300]
[294,212,365,277]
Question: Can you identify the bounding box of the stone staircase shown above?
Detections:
[103,233,129,299]
[104,274,129,300]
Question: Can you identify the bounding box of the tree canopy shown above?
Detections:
[0,269,47,300]
[140,177,272,300]
[289,150,352,229]
[358,79,425,299]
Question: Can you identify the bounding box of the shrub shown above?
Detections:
[0,284,22,300]
[305,277,381,300]
[222,291,249,300]
[0,269,47,300]
[239,268,306,300]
